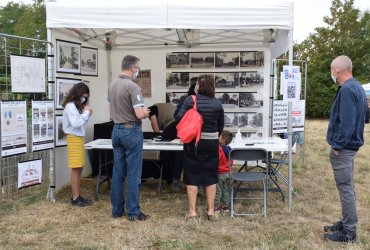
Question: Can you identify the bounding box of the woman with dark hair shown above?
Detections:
[175,75,224,219]
[62,82,93,207]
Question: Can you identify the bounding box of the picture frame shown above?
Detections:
[56,39,81,74]
[56,77,81,109]
[166,52,189,69]
[215,52,239,68]
[80,46,98,76]
[190,52,214,68]
[55,115,67,147]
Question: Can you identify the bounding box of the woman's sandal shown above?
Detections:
[185,213,197,220]
[206,214,218,221]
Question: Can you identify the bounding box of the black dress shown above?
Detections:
[175,94,224,186]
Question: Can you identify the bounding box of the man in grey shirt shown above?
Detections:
[108,55,150,221]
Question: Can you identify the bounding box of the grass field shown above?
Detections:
[1,119,370,249]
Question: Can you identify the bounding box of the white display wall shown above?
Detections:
[52,29,110,189]
[110,46,271,136]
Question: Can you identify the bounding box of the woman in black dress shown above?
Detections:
[175,74,224,219]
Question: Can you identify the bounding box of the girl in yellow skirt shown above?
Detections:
[62,82,93,207]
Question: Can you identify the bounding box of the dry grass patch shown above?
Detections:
[1,119,370,249]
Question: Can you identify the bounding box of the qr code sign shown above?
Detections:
[287,85,296,98]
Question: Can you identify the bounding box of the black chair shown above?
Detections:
[229,148,269,217]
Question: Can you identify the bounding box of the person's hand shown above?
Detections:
[332,148,340,156]
[84,105,93,116]
[144,108,150,118]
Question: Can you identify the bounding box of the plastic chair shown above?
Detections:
[229,148,269,217]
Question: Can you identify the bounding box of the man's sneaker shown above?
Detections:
[128,212,149,221]
[324,221,344,232]
[324,230,356,243]
[171,179,180,192]
[71,196,91,207]
[221,206,230,213]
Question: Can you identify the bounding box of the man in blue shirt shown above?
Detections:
[324,55,367,243]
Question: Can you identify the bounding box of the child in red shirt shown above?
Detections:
[214,130,233,213]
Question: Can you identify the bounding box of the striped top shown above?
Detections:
[63,102,90,137]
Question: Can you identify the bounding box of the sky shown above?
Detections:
[1,0,370,43]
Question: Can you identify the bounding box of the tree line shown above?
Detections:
[1,0,369,118]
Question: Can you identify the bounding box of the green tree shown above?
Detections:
[294,0,370,118]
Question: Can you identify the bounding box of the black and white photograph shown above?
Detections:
[190,52,214,68]
[56,77,81,109]
[215,52,239,68]
[189,72,214,82]
[239,71,264,88]
[215,92,239,109]
[214,72,239,88]
[240,51,264,67]
[56,39,81,74]
[166,92,187,105]
[166,53,189,69]
[81,46,98,76]
[55,115,67,147]
[224,113,239,129]
[239,92,263,108]
[166,72,189,88]
[239,112,263,128]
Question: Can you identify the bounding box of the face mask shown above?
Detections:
[133,68,139,78]
[331,73,337,84]
[80,97,87,104]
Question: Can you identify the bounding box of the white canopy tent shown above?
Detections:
[46,0,294,58]
[45,0,295,205]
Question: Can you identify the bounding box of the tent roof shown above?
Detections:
[46,0,294,57]
[46,0,294,30]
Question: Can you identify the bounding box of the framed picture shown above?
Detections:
[214,72,239,88]
[240,51,264,68]
[81,46,98,76]
[56,77,81,109]
[239,92,264,108]
[190,52,214,68]
[55,115,67,147]
[166,72,189,89]
[166,53,189,69]
[215,52,239,68]
[215,92,239,109]
[56,39,81,74]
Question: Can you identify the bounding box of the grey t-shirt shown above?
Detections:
[108,75,145,124]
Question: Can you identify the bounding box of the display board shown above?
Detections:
[166,51,265,137]
[1,100,27,157]
[10,55,46,93]
[272,100,305,133]
[32,100,55,152]
[18,159,43,189]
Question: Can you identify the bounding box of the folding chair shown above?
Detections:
[269,134,297,194]
[229,148,269,217]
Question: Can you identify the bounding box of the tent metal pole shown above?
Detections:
[46,28,56,204]
[288,29,293,211]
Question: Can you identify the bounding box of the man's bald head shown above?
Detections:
[330,55,353,85]
[331,55,352,73]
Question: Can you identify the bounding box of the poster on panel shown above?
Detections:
[32,100,54,151]
[1,100,27,157]
[135,70,151,97]
[11,55,46,93]
[272,100,306,133]
[18,159,42,189]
